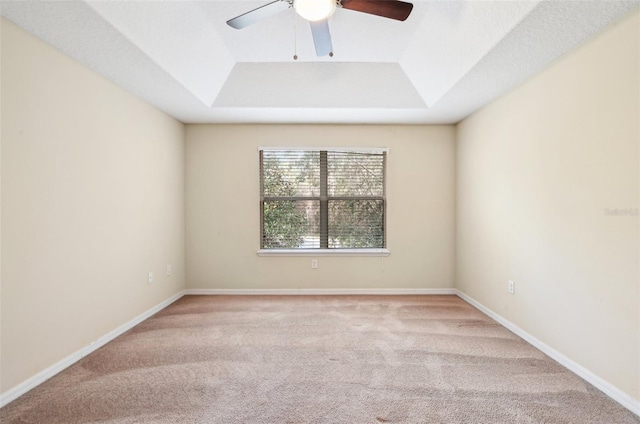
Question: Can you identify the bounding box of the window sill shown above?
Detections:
[257,249,390,257]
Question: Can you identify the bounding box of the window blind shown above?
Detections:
[260,148,386,250]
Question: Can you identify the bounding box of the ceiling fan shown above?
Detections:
[226,0,413,57]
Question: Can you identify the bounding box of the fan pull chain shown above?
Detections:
[328,17,334,57]
[293,11,298,60]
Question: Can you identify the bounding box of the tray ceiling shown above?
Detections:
[1,0,638,124]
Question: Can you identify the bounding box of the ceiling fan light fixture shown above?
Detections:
[294,0,336,21]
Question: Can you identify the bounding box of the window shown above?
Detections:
[259,148,387,254]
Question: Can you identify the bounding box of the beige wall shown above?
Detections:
[456,9,639,401]
[186,124,456,290]
[1,19,185,392]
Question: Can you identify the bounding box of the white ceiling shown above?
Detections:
[2,0,638,124]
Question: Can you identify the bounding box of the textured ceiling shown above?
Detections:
[1,0,639,124]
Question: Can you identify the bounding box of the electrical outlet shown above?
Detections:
[148,272,154,284]
[311,259,318,269]
[167,264,172,276]
[508,280,515,294]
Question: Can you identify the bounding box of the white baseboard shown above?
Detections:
[185,288,457,296]
[0,290,186,408]
[454,289,640,417]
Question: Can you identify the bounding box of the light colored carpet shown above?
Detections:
[1,295,638,423]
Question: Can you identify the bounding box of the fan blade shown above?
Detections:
[309,19,333,57]
[227,0,291,29]
[340,0,413,21]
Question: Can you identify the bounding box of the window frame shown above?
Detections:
[258,147,390,257]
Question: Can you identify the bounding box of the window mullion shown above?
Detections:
[320,151,328,249]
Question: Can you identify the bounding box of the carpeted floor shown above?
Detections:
[1,295,638,423]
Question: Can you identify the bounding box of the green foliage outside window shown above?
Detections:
[261,150,385,249]
[262,160,309,248]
